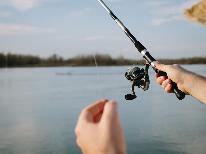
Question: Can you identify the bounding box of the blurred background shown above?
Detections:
[0,0,206,154]
[0,0,205,59]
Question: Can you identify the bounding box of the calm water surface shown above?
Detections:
[0,65,206,154]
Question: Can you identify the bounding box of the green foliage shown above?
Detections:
[67,54,137,66]
[0,52,206,68]
[158,57,206,64]
[45,54,64,65]
[0,53,6,67]
[0,53,41,67]
[6,53,41,67]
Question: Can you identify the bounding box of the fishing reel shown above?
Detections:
[125,63,150,100]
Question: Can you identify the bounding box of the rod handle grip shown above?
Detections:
[158,71,185,100]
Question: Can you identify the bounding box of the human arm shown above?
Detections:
[155,63,206,104]
[75,99,126,154]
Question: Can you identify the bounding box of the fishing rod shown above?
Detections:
[97,0,185,100]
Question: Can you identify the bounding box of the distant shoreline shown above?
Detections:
[0,53,206,68]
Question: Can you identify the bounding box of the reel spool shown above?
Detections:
[125,63,150,100]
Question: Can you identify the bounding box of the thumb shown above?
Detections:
[154,62,168,72]
[101,101,118,125]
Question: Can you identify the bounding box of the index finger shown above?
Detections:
[85,99,108,115]
[155,63,169,72]
[81,99,108,122]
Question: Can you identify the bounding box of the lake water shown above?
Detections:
[0,65,206,154]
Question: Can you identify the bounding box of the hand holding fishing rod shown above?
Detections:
[97,0,185,100]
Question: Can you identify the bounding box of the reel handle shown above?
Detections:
[125,94,137,100]
[158,71,185,100]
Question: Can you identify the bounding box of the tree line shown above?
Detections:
[0,52,206,68]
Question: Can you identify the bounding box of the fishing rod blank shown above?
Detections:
[97,0,185,100]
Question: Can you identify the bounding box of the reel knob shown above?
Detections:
[125,94,137,100]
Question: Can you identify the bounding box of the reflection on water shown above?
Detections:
[0,65,206,154]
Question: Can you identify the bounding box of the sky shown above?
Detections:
[0,0,205,59]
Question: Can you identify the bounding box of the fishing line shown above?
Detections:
[92,53,106,98]
[93,54,98,68]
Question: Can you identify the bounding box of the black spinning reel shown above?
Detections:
[125,63,150,100]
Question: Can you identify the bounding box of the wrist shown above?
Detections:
[181,70,196,95]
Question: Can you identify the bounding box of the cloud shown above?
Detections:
[85,35,119,41]
[108,0,124,2]
[0,23,55,36]
[10,0,41,10]
[0,11,11,18]
[0,0,45,11]
[0,0,62,11]
[148,0,199,26]
[151,16,183,26]
[69,8,92,18]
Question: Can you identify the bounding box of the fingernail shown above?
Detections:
[101,99,109,102]
[108,100,118,108]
